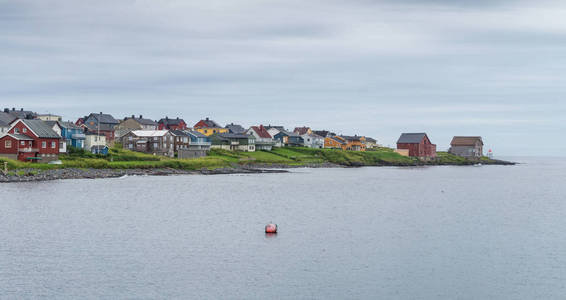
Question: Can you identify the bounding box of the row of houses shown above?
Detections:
[0,108,486,162]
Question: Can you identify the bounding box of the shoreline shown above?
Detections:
[0,160,515,183]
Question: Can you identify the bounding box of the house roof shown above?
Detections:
[249,125,272,138]
[125,116,158,126]
[170,130,190,137]
[265,125,285,131]
[197,117,222,128]
[294,127,311,135]
[340,135,362,141]
[43,120,60,128]
[59,121,83,130]
[20,119,61,138]
[330,136,346,144]
[217,133,254,139]
[0,112,16,127]
[313,130,334,137]
[158,117,185,126]
[364,137,377,143]
[185,130,208,138]
[89,113,119,124]
[397,133,428,144]
[130,130,170,137]
[451,136,483,146]
[5,108,37,119]
[225,123,246,134]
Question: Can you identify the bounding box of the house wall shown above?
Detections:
[117,119,143,131]
[397,137,436,158]
[195,127,228,136]
[324,137,343,149]
[449,144,483,158]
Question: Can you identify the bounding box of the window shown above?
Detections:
[5,140,11,148]
[14,128,19,134]
[128,143,133,149]
[20,141,25,146]
[51,142,56,148]
[23,128,27,133]
[42,141,46,148]
[128,136,133,141]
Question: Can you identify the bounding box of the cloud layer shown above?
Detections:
[1,0,565,155]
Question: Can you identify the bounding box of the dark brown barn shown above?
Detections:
[396,133,437,158]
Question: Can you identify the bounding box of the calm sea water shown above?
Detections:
[1,157,565,299]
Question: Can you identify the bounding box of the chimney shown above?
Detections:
[132,115,135,118]
[177,117,179,120]
[166,116,169,120]
[139,115,142,119]
[206,117,209,121]
[3,108,7,113]
[20,108,23,111]
[12,108,15,111]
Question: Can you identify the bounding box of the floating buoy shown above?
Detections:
[265,223,278,234]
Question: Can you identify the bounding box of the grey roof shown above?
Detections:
[217,133,254,139]
[7,109,37,119]
[265,125,285,131]
[21,119,61,138]
[225,123,246,134]
[364,137,377,143]
[185,130,207,138]
[170,130,190,136]
[158,117,185,126]
[277,130,300,137]
[0,112,16,127]
[125,116,158,126]
[313,130,334,137]
[89,113,119,124]
[340,135,362,141]
[43,121,60,128]
[59,121,83,130]
[397,133,427,144]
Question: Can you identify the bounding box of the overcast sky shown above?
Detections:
[1,0,565,156]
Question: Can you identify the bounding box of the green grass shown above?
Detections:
[0,145,508,173]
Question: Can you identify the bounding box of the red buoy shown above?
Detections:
[265,223,278,233]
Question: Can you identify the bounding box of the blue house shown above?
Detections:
[186,130,212,151]
[274,130,304,147]
[59,121,86,149]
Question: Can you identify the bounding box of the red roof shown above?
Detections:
[251,125,272,138]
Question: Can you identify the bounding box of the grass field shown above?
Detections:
[0,146,501,172]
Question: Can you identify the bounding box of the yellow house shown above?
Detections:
[194,117,228,136]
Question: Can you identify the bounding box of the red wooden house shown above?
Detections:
[396,133,437,158]
[158,117,187,130]
[0,119,61,162]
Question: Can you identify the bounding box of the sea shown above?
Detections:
[1,157,565,299]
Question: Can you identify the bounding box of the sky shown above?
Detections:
[1,0,565,156]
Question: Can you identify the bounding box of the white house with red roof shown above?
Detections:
[246,125,275,151]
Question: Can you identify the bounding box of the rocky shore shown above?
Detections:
[0,159,515,183]
[0,166,289,183]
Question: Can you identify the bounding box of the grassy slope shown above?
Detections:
[0,146,505,171]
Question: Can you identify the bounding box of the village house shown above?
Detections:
[115,115,158,139]
[170,130,191,152]
[225,123,246,134]
[301,133,324,149]
[122,130,174,156]
[265,126,286,147]
[363,137,378,149]
[341,135,366,151]
[59,121,85,150]
[0,119,61,162]
[246,125,275,151]
[158,117,187,130]
[194,117,228,136]
[449,136,484,158]
[294,126,312,135]
[210,133,255,152]
[43,121,66,153]
[79,112,120,142]
[177,130,212,159]
[85,133,108,154]
[274,130,303,147]
[396,133,437,158]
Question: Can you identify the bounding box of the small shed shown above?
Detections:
[449,136,483,158]
[396,133,436,158]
